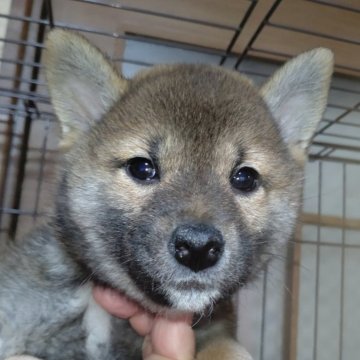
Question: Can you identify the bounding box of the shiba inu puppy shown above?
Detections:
[0,29,333,360]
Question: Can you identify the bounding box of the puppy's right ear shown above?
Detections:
[44,29,127,148]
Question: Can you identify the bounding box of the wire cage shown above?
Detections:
[0,1,360,359]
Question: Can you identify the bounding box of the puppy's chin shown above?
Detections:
[92,274,221,314]
[165,288,221,313]
[113,287,219,315]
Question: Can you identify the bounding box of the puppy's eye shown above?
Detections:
[126,157,158,182]
[230,167,259,192]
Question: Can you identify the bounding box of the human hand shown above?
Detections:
[93,286,195,360]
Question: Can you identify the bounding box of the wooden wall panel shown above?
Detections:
[51,0,360,76]
[320,0,360,11]
[247,50,360,78]
[301,213,360,231]
[113,11,234,50]
[53,0,236,50]
[232,0,277,55]
[252,26,360,74]
[271,0,360,43]
[119,0,251,28]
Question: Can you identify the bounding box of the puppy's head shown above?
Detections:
[45,30,333,313]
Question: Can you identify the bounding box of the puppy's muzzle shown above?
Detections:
[169,224,224,272]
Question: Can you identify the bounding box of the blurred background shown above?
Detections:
[0,1,359,359]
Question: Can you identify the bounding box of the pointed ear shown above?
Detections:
[260,48,334,162]
[44,29,127,148]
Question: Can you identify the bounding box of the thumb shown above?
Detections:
[143,315,195,360]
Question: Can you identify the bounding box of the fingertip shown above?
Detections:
[130,311,155,336]
[150,315,196,360]
[92,286,139,318]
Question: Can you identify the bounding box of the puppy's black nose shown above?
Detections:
[170,224,224,272]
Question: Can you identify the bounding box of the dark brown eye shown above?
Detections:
[230,167,259,192]
[126,157,158,182]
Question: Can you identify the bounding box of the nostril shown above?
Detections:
[206,241,222,260]
[175,240,191,263]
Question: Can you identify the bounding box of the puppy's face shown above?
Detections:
[46,30,333,313]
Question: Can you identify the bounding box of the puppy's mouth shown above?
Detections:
[93,271,220,313]
[170,280,208,291]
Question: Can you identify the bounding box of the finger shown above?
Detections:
[143,336,182,360]
[142,335,153,358]
[129,311,155,336]
[144,355,175,360]
[92,286,139,319]
[145,315,195,360]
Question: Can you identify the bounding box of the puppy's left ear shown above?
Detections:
[260,48,334,162]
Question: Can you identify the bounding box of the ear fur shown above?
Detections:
[44,29,127,148]
[260,48,334,162]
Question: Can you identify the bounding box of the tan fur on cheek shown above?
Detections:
[196,339,253,360]
[235,188,269,233]
[104,171,157,215]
